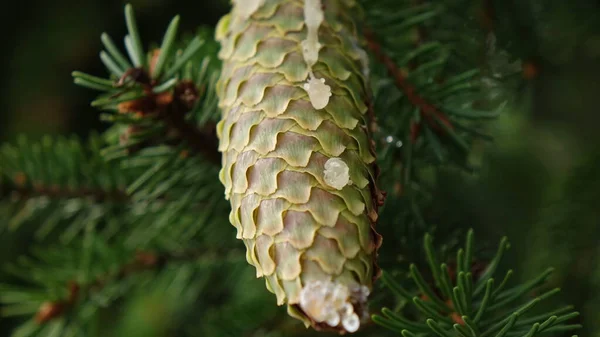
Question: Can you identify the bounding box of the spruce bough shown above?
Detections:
[0,1,586,336]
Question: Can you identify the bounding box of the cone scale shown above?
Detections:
[216,0,382,333]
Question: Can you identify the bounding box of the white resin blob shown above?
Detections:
[302,0,324,68]
[304,75,332,110]
[301,0,331,110]
[299,280,370,332]
[324,157,350,190]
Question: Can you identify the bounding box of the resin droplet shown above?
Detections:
[301,39,322,68]
[301,0,331,109]
[323,157,350,190]
[342,313,360,332]
[304,0,324,28]
[301,0,324,67]
[298,280,369,333]
[304,75,332,110]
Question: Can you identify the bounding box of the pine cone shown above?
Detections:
[216,0,382,333]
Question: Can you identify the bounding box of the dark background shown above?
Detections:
[0,0,228,142]
[1,0,599,336]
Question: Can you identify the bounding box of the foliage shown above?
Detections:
[0,1,593,336]
[359,0,519,259]
[373,231,580,337]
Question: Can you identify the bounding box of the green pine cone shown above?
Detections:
[216,0,382,332]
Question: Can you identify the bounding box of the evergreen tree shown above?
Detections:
[1,0,597,336]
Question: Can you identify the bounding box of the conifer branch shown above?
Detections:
[160,82,220,164]
[116,72,220,164]
[7,180,128,203]
[373,231,582,337]
[0,3,589,336]
[74,8,222,165]
[0,136,132,209]
[365,29,453,142]
[34,249,237,324]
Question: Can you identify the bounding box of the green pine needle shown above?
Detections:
[152,77,179,93]
[153,15,181,79]
[373,231,581,337]
[101,33,132,71]
[91,91,145,107]
[99,51,124,77]
[72,71,115,91]
[124,4,146,68]
[163,37,205,79]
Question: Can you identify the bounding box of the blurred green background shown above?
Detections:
[1,0,599,336]
[0,1,229,335]
[0,0,228,142]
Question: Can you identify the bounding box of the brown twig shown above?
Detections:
[479,0,495,32]
[116,50,220,164]
[35,251,165,323]
[364,29,454,142]
[117,84,220,164]
[9,174,128,203]
[162,81,221,164]
[35,282,79,323]
[35,249,236,324]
